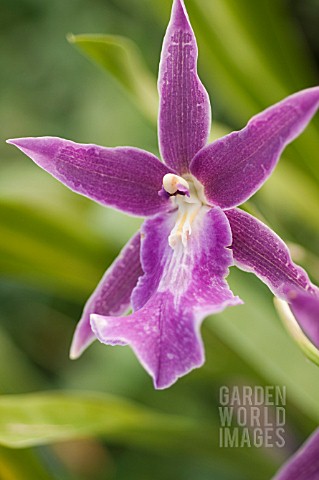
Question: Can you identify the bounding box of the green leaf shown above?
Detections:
[0,446,54,480]
[0,391,278,477]
[0,200,114,299]
[257,160,319,234]
[0,391,207,451]
[0,326,46,393]
[68,34,158,124]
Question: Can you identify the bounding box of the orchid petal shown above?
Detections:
[91,208,241,389]
[158,0,211,175]
[7,137,172,217]
[273,428,319,480]
[191,87,319,209]
[70,232,143,359]
[225,208,319,348]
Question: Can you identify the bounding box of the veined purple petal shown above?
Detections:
[158,0,211,175]
[273,428,319,480]
[191,87,319,209]
[70,232,143,359]
[7,137,172,217]
[225,208,319,348]
[91,208,241,389]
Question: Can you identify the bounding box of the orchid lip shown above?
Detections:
[162,174,208,249]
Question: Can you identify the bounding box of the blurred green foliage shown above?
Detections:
[1,0,319,479]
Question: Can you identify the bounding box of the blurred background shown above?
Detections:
[1,0,319,478]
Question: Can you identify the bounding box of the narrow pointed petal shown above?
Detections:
[158,0,211,175]
[191,87,319,209]
[7,137,172,217]
[273,429,319,480]
[225,208,319,348]
[70,232,143,359]
[91,208,241,389]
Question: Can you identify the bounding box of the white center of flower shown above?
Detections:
[162,173,207,249]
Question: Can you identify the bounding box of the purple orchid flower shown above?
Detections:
[273,428,319,480]
[7,0,319,389]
